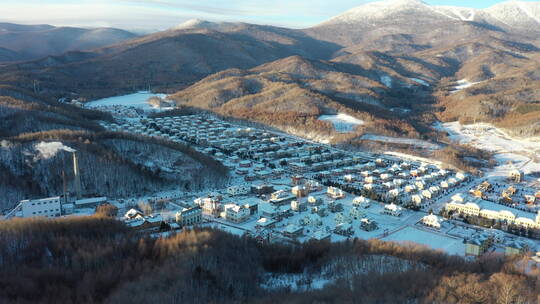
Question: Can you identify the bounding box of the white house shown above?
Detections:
[352,196,371,208]
[125,208,144,220]
[227,184,250,196]
[384,203,402,217]
[349,206,366,220]
[422,214,442,229]
[335,212,351,225]
[301,214,323,227]
[327,186,345,199]
[224,204,250,223]
[310,230,331,241]
[411,194,423,207]
[176,206,202,227]
[421,189,433,200]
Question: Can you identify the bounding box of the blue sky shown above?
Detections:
[1,0,537,32]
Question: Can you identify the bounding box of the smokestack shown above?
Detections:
[73,152,82,200]
[62,170,68,204]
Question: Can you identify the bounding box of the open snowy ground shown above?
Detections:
[410,78,430,87]
[318,113,365,133]
[381,226,465,255]
[361,134,441,150]
[436,121,540,177]
[86,91,169,110]
[450,79,481,93]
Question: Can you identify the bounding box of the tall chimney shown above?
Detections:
[72,152,82,200]
[62,170,68,204]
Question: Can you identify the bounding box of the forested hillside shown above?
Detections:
[0,216,538,303]
[0,86,229,211]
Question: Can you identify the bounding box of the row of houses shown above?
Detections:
[445,197,540,230]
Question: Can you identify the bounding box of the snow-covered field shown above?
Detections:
[261,254,421,291]
[381,226,465,255]
[86,91,168,110]
[380,75,393,88]
[319,113,365,133]
[450,79,481,93]
[361,134,441,150]
[410,78,430,87]
[437,121,540,177]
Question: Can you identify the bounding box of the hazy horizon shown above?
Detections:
[2,0,539,33]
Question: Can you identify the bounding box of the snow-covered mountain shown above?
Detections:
[317,0,540,31]
[485,1,540,29]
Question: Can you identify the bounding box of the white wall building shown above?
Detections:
[224,204,250,223]
[422,214,442,229]
[20,196,62,218]
[227,185,250,196]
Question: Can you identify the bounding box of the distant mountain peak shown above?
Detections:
[318,0,436,26]
[315,0,540,32]
[173,19,213,30]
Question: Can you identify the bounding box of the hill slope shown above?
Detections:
[0,23,137,63]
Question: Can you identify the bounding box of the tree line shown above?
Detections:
[0,216,538,303]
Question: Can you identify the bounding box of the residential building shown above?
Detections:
[334,223,354,236]
[327,186,345,199]
[352,196,371,208]
[422,214,442,229]
[383,203,402,217]
[310,230,331,241]
[224,204,250,223]
[292,185,309,198]
[505,241,528,256]
[465,235,493,256]
[227,185,250,196]
[301,214,323,227]
[176,206,202,227]
[256,217,276,229]
[283,224,303,238]
[124,208,144,220]
[307,196,323,206]
[360,218,378,231]
[195,197,220,216]
[291,200,307,212]
[509,169,524,183]
[251,184,275,195]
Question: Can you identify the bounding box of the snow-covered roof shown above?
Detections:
[125,208,143,219]
[75,197,107,206]
[256,217,275,227]
[311,230,330,241]
[284,224,302,234]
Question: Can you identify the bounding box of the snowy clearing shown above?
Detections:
[436,121,540,177]
[382,226,465,255]
[319,113,365,133]
[361,134,441,150]
[86,91,169,110]
[450,79,481,93]
[261,255,421,291]
[410,78,430,86]
[380,75,393,88]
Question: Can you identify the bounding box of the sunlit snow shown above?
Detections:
[86,91,169,110]
[436,121,540,177]
[319,113,365,133]
[450,79,480,93]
